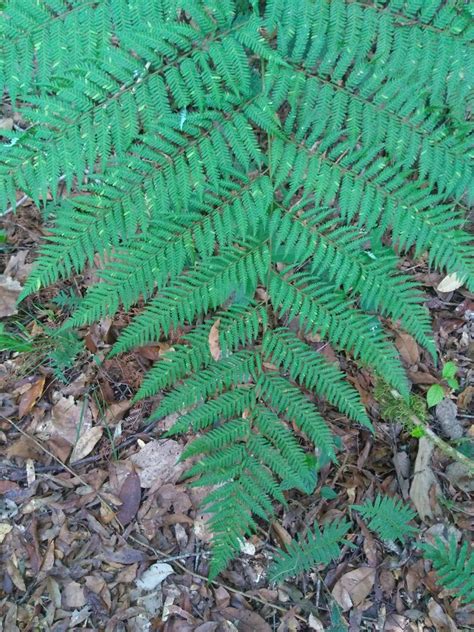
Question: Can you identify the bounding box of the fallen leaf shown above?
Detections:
[384,614,410,631]
[116,471,141,525]
[0,480,20,494]
[437,273,465,293]
[136,562,174,591]
[18,376,45,418]
[70,426,103,463]
[104,399,131,424]
[131,439,184,488]
[0,275,22,318]
[208,318,221,361]
[395,332,419,365]
[308,614,325,630]
[408,370,438,385]
[458,386,474,411]
[37,396,93,461]
[427,599,458,632]
[64,581,87,609]
[0,523,13,543]
[4,251,34,283]
[410,437,441,520]
[332,567,375,612]
[6,558,26,591]
[445,462,474,493]
[219,607,271,632]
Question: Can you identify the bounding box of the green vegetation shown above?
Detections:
[1,0,472,579]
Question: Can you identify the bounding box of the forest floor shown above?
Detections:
[0,199,473,632]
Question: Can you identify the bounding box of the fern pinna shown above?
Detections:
[2,0,473,577]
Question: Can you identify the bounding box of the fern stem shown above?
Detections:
[390,390,474,475]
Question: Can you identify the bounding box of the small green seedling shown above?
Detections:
[427,362,459,408]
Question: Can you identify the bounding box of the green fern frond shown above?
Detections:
[262,328,371,428]
[269,270,409,394]
[8,0,473,579]
[352,495,418,543]
[269,520,352,583]
[110,240,270,355]
[422,537,474,605]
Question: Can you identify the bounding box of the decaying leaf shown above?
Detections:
[410,437,441,520]
[427,599,458,632]
[136,562,174,591]
[18,376,46,418]
[131,439,184,488]
[394,332,419,366]
[36,395,93,461]
[331,566,375,611]
[70,426,103,463]
[208,318,221,361]
[219,607,272,632]
[0,275,23,318]
[437,273,465,293]
[0,523,13,543]
[116,471,141,525]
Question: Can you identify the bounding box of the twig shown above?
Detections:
[390,390,474,476]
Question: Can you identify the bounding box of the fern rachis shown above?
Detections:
[2,0,473,578]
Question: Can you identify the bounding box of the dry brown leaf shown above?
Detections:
[457,386,474,411]
[220,607,271,632]
[6,558,26,592]
[410,436,441,520]
[18,376,45,418]
[37,395,93,460]
[384,614,411,631]
[394,332,419,366]
[64,581,87,609]
[427,599,458,632]
[104,399,131,424]
[70,426,103,463]
[0,523,13,543]
[208,318,221,361]
[4,251,34,283]
[131,439,184,488]
[331,567,375,612]
[116,471,141,525]
[0,275,22,318]
[437,273,465,293]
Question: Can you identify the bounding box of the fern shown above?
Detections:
[269,520,352,583]
[4,0,473,578]
[352,495,418,543]
[422,537,474,606]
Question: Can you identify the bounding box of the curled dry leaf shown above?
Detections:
[208,318,221,361]
[437,273,465,293]
[0,523,13,543]
[18,376,45,418]
[394,332,419,366]
[427,599,458,632]
[70,426,103,463]
[331,566,376,612]
[0,275,22,318]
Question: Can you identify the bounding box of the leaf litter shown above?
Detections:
[1,204,473,630]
